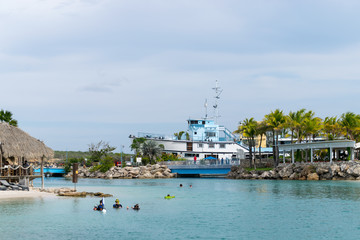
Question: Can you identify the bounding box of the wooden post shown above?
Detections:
[41,156,44,190]
[0,143,2,177]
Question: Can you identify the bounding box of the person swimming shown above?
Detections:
[180,184,183,187]
[113,199,122,209]
[132,204,140,210]
[94,199,104,211]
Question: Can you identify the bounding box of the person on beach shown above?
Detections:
[113,199,122,209]
[132,204,140,210]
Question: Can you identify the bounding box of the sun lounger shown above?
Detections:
[18,179,30,191]
[0,180,20,191]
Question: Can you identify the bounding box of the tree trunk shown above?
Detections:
[259,134,263,166]
[252,138,256,170]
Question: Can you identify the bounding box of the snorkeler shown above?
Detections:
[132,204,140,210]
[113,199,123,209]
[94,199,104,211]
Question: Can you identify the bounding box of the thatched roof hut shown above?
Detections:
[0,122,54,161]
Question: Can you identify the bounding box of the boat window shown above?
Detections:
[202,121,205,124]
[198,143,203,148]
[205,132,216,137]
[220,144,225,148]
[209,143,215,148]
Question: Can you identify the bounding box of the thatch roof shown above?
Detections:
[0,122,54,159]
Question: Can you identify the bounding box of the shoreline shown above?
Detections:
[0,188,57,200]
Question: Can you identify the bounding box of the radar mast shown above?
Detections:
[212,80,222,123]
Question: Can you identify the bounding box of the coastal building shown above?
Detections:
[130,81,249,162]
[0,122,53,188]
[132,118,249,161]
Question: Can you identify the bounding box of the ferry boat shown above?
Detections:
[130,81,250,162]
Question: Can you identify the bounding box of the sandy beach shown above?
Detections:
[0,189,57,200]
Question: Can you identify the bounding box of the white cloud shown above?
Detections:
[1,0,360,150]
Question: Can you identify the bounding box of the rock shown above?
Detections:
[347,165,360,177]
[307,173,319,180]
[58,191,87,197]
[316,166,329,175]
[301,165,316,177]
[154,172,164,178]
[260,171,272,179]
[278,165,293,178]
[330,164,340,176]
[289,172,299,180]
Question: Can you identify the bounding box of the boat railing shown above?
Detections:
[160,159,240,166]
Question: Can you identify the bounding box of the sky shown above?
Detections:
[1,0,360,153]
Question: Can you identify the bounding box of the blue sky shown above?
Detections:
[1,0,360,152]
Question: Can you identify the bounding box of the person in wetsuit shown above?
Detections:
[94,200,104,211]
[113,199,122,208]
[132,204,140,210]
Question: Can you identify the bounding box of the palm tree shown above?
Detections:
[0,109,18,127]
[302,115,323,142]
[264,109,286,167]
[141,140,164,164]
[323,117,342,140]
[256,121,268,163]
[339,112,360,140]
[174,131,185,140]
[236,118,258,168]
[286,109,306,143]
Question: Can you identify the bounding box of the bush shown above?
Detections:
[89,156,115,173]
[64,158,84,174]
[160,153,183,161]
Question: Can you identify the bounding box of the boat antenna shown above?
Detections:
[212,80,222,123]
[204,99,208,119]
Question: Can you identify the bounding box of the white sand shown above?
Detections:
[0,189,57,200]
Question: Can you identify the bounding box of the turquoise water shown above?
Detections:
[1,178,360,240]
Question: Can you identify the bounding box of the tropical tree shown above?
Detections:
[130,137,146,156]
[140,140,164,164]
[264,109,286,167]
[323,117,342,140]
[339,112,360,140]
[286,109,306,143]
[302,113,323,142]
[0,109,18,127]
[236,118,258,168]
[255,121,268,162]
[174,131,185,140]
[88,141,116,163]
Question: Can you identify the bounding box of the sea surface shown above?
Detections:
[1,178,360,240]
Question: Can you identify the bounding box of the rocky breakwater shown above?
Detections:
[38,188,113,197]
[66,164,176,179]
[228,161,360,180]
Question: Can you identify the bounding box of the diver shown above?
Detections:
[113,199,123,209]
[94,199,104,211]
[132,204,140,210]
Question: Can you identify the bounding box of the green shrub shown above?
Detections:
[64,158,84,174]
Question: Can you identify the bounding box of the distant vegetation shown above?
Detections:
[0,109,18,126]
[55,141,133,173]
[235,109,360,169]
